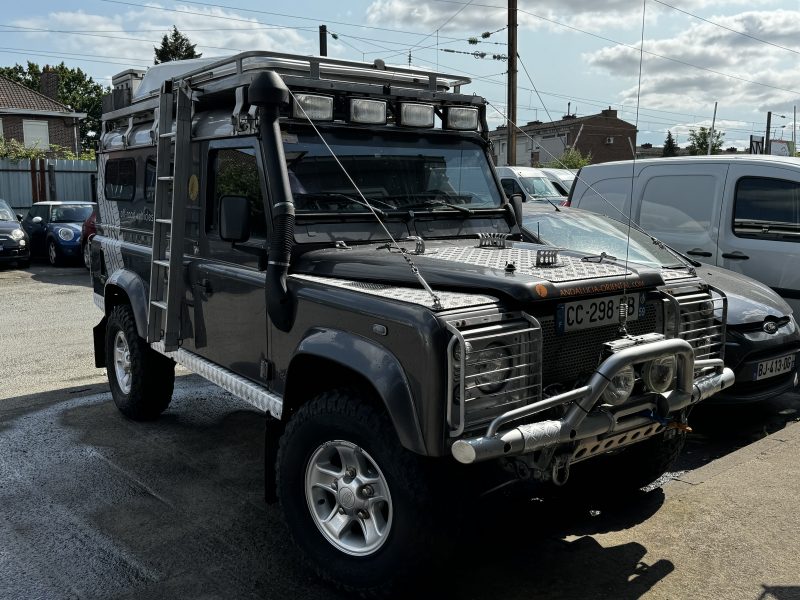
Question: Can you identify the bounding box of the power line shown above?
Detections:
[650,0,800,56]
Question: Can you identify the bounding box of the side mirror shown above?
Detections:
[219,195,251,243]
[16,214,23,222]
[32,216,42,224]
[510,193,524,228]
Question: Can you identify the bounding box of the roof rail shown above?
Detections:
[131,50,471,104]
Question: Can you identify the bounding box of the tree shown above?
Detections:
[686,127,724,155]
[662,130,678,157]
[543,147,592,169]
[0,61,106,152]
[154,26,202,64]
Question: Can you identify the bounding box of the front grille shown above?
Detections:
[662,283,726,365]
[447,312,542,436]
[539,300,660,385]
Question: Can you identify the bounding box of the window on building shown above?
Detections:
[0,118,4,138]
[734,176,800,241]
[22,120,50,149]
[104,158,136,201]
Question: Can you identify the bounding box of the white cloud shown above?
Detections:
[584,9,800,115]
[11,3,312,80]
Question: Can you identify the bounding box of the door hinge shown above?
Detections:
[260,358,274,381]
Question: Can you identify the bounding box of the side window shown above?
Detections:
[208,147,267,240]
[105,158,136,201]
[734,177,800,241]
[639,175,717,233]
[501,178,522,197]
[144,158,157,203]
[576,178,631,219]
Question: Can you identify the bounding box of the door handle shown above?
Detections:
[721,252,749,260]
[686,248,712,257]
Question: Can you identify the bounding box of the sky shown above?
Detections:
[2,0,800,151]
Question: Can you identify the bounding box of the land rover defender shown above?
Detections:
[90,51,734,593]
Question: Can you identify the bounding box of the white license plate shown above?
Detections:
[556,293,641,333]
[753,354,796,381]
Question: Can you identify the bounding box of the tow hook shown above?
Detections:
[551,458,570,486]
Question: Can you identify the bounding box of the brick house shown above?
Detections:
[490,108,637,166]
[0,72,86,155]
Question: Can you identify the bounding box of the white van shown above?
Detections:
[538,167,577,196]
[495,166,566,203]
[569,155,800,313]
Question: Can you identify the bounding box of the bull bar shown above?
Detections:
[450,337,735,464]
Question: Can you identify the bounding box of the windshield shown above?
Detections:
[282,128,504,215]
[519,176,562,198]
[523,210,685,269]
[0,200,13,221]
[50,205,94,223]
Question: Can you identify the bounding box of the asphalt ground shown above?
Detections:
[1,262,799,599]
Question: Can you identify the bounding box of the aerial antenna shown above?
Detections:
[620,0,647,336]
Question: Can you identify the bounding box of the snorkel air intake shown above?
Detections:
[249,71,295,331]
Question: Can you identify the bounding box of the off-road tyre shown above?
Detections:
[566,428,687,497]
[276,389,438,597]
[106,304,175,420]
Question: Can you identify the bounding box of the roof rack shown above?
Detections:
[132,51,470,102]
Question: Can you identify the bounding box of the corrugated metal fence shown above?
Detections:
[0,158,97,211]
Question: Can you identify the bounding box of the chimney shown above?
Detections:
[40,69,59,100]
[601,106,617,118]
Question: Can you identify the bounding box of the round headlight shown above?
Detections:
[10,228,24,241]
[699,299,714,318]
[58,228,75,241]
[643,355,677,394]
[601,364,635,405]
[474,342,513,394]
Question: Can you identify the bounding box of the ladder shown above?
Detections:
[147,80,191,351]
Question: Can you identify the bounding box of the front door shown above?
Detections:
[189,139,270,383]
[719,164,800,313]
[22,204,49,255]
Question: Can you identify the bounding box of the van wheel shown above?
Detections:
[277,389,436,596]
[106,304,175,420]
[48,240,62,266]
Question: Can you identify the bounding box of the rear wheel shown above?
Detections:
[277,389,437,596]
[105,304,175,420]
[83,242,91,270]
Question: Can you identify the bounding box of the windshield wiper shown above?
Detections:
[404,200,474,215]
[295,192,388,217]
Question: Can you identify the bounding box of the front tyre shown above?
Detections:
[48,239,62,267]
[277,390,435,596]
[105,304,175,420]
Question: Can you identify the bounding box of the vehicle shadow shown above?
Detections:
[6,381,792,600]
[758,585,800,600]
[678,391,800,471]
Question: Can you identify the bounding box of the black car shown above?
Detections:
[0,199,30,268]
[521,204,800,402]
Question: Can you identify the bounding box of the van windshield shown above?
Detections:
[518,176,562,198]
[282,128,504,215]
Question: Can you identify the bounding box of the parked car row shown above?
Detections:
[0,200,96,268]
[520,204,800,404]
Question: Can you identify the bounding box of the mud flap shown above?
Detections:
[93,317,108,368]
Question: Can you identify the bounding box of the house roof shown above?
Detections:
[491,111,636,137]
[0,75,75,114]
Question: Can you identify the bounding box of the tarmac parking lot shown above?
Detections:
[2,263,800,599]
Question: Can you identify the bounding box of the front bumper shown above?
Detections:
[451,337,735,464]
[0,242,30,262]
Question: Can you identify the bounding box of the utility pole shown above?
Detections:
[506,0,517,166]
[707,101,717,155]
[765,111,772,155]
[319,25,328,56]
